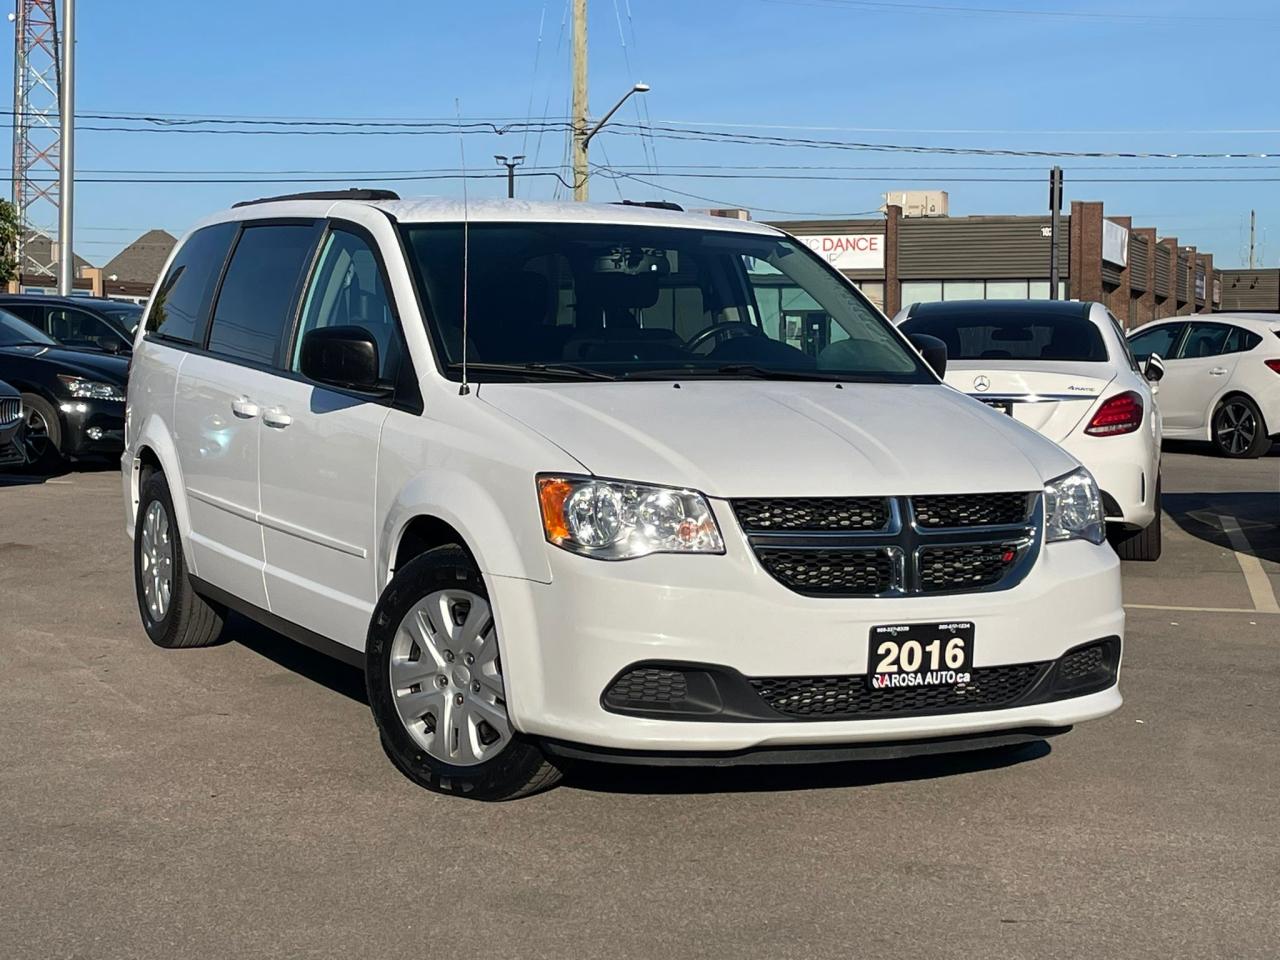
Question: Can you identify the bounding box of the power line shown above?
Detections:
[756,0,1278,25]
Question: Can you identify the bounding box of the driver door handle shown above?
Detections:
[231,397,259,419]
[262,407,293,429]
[1209,367,1228,376]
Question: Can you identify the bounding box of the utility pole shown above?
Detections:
[494,155,525,199]
[571,0,588,200]
[1048,166,1063,300]
[56,0,74,296]
[1249,209,1256,269]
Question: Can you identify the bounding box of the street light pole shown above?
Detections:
[494,155,525,199]
[574,82,650,201]
[56,0,74,296]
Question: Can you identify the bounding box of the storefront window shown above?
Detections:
[901,281,943,304]
[942,280,984,301]
[856,281,885,311]
[986,281,1029,299]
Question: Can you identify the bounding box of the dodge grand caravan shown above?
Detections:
[122,190,1123,799]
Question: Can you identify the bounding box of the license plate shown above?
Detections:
[868,622,974,690]
[977,398,1013,416]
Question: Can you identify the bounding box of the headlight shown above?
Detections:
[537,475,725,560]
[1043,468,1105,545]
[57,375,125,401]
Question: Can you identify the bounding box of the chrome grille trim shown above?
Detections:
[0,397,21,425]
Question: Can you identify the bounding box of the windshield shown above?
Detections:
[0,308,56,346]
[900,307,1107,363]
[401,223,928,382]
[102,304,143,334]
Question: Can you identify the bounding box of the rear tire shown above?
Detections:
[1109,478,1162,562]
[1211,395,1270,459]
[366,545,561,801]
[134,471,226,648]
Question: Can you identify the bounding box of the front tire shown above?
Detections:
[18,394,63,472]
[1109,478,1162,562]
[1211,395,1270,458]
[365,545,561,801]
[134,471,226,648]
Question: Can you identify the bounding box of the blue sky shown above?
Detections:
[6,0,1278,267]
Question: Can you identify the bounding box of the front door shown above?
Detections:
[258,223,405,650]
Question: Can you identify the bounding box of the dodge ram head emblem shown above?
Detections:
[973,375,991,392]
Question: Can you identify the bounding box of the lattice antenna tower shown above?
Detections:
[11,0,62,282]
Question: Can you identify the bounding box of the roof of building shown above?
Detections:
[19,231,92,272]
[102,229,177,285]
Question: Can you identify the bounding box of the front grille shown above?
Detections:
[735,492,1040,597]
[604,667,688,705]
[749,662,1047,720]
[0,397,19,425]
[731,496,888,532]
[919,544,1017,593]
[912,492,1032,528]
[754,547,893,596]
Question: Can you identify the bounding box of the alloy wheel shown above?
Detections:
[1215,401,1256,456]
[19,406,51,465]
[388,589,510,766]
[139,501,175,621]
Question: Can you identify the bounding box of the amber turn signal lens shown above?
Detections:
[537,477,574,544]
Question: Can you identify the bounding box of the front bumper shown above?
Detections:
[58,399,125,459]
[0,419,22,466]
[488,502,1124,754]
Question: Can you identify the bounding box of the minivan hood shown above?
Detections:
[479,381,1079,497]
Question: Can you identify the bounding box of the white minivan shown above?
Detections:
[123,191,1123,799]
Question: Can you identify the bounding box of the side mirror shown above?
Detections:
[300,325,389,395]
[99,338,123,354]
[908,333,948,378]
[1143,352,1165,383]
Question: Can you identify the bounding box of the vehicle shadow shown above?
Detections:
[226,612,369,705]
[0,459,117,486]
[1162,439,1280,458]
[1163,491,1280,562]
[560,740,1051,796]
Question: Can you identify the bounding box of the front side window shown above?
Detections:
[0,308,56,346]
[147,222,237,343]
[899,308,1108,362]
[207,223,319,366]
[1176,322,1231,360]
[47,307,124,351]
[293,228,402,381]
[1128,323,1184,361]
[401,223,927,382]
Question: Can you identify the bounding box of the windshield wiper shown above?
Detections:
[624,363,845,382]
[446,361,617,382]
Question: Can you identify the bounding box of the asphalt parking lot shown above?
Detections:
[2,445,1278,960]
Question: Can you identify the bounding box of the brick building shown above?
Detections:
[759,200,1231,327]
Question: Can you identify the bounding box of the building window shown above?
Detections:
[942,280,984,301]
[986,281,1029,299]
[901,281,943,304]
[856,280,885,311]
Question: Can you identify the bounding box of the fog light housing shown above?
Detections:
[86,426,104,440]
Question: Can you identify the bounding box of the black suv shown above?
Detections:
[0,295,142,355]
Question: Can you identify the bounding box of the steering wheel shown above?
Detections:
[685,320,767,353]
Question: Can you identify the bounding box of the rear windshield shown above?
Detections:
[901,310,1107,362]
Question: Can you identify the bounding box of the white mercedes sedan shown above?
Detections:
[1127,313,1280,459]
[896,299,1163,560]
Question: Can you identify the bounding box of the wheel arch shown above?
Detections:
[128,415,196,565]
[380,470,553,594]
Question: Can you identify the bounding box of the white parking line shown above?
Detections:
[1217,514,1280,615]
[1125,603,1277,615]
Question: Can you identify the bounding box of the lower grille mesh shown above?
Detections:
[749,662,1047,719]
[603,667,689,706]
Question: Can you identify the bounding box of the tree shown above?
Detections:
[0,199,20,286]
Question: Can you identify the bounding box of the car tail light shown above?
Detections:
[1265,359,1280,375]
[1085,391,1143,437]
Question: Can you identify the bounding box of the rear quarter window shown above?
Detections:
[146,222,238,344]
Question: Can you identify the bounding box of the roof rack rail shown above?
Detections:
[612,199,684,212]
[232,188,401,209]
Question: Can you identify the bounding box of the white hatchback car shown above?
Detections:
[122,191,1123,799]
[1127,313,1280,459]
[895,300,1163,561]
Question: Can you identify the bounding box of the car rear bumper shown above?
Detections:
[1058,428,1158,529]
